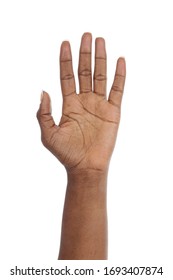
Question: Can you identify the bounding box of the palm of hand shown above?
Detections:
[51,92,119,171]
[37,33,126,172]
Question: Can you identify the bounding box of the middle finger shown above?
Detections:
[78,33,92,94]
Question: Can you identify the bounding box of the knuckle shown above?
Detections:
[61,73,74,80]
[95,56,106,61]
[111,85,123,94]
[116,74,125,80]
[114,74,125,86]
[94,73,107,81]
[78,68,91,77]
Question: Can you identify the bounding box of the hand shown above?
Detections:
[37,33,126,173]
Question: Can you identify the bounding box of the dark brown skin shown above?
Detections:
[37,32,126,259]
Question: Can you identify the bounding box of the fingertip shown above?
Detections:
[38,90,52,116]
[118,57,126,65]
[80,33,92,52]
[40,91,52,111]
[119,56,125,60]
[40,90,50,102]
[82,32,92,38]
[95,37,105,43]
[42,90,49,96]
[117,57,126,76]
[61,40,70,47]
[60,41,71,60]
[95,37,106,57]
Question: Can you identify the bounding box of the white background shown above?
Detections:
[0,0,173,279]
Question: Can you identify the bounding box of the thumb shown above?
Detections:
[36,91,55,131]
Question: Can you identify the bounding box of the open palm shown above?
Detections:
[37,33,126,173]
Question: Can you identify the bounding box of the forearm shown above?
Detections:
[58,169,108,260]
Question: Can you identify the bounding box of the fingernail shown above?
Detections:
[40,91,44,102]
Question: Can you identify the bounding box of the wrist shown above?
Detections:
[66,168,108,187]
[65,168,108,213]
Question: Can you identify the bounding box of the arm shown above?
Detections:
[37,33,126,260]
[58,170,108,260]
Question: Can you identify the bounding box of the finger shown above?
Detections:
[37,91,55,132]
[60,41,76,97]
[78,33,92,93]
[108,57,126,108]
[94,37,107,97]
